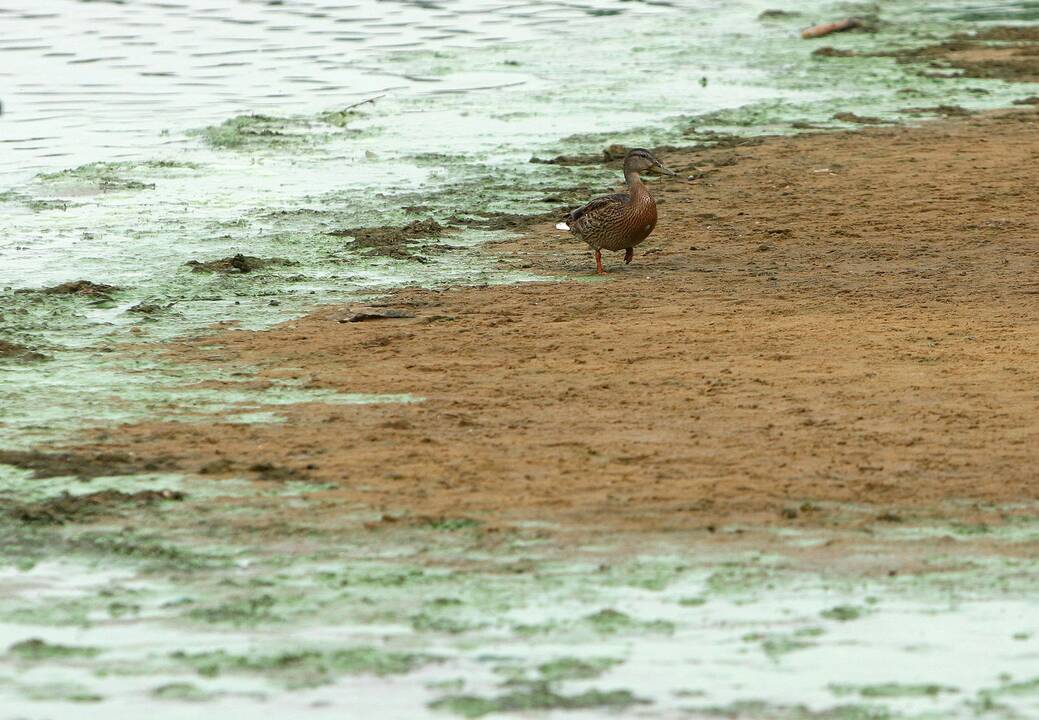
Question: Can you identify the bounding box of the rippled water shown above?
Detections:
[1,0,750,183]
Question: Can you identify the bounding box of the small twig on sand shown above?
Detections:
[801,18,861,39]
[669,173,702,185]
[342,94,386,112]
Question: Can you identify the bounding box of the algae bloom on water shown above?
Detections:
[190,111,360,150]
[429,683,649,718]
[6,638,101,661]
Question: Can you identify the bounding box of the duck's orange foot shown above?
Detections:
[624,248,634,265]
[595,250,606,275]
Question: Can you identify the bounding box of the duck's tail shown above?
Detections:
[555,221,570,231]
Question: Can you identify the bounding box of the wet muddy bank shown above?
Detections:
[812,24,1039,82]
[6,22,1039,541]
[35,106,1038,541]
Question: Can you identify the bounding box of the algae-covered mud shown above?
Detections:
[4,0,1039,717]
[1,508,1039,719]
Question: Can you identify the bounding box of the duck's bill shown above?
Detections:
[653,163,677,176]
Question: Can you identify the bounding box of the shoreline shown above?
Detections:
[8,14,1039,717]
[44,104,1039,538]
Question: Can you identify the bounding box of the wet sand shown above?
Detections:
[74,106,1039,535]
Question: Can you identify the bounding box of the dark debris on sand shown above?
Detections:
[247,462,312,483]
[16,280,122,297]
[900,105,973,117]
[966,26,1039,42]
[329,219,447,262]
[0,340,49,362]
[339,308,416,322]
[0,449,178,480]
[449,209,565,231]
[186,254,298,274]
[758,9,802,20]
[832,112,890,124]
[10,489,185,525]
[813,47,860,58]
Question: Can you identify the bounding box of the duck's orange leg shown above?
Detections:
[595,250,606,275]
[624,248,634,265]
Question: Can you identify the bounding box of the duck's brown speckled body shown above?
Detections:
[557,148,674,274]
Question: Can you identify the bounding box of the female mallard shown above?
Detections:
[555,148,675,274]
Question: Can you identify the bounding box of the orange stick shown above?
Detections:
[801,18,861,39]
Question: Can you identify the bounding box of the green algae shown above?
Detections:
[600,559,689,591]
[316,107,363,127]
[150,682,218,702]
[691,100,820,129]
[583,608,674,635]
[25,198,71,212]
[319,564,433,590]
[704,560,778,595]
[184,595,284,625]
[172,646,435,689]
[66,532,231,573]
[514,608,675,638]
[694,701,897,719]
[831,682,958,698]
[192,114,313,150]
[410,612,486,635]
[980,675,1039,697]
[6,638,100,661]
[107,600,141,618]
[429,682,648,718]
[822,605,867,622]
[429,678,467,693]
[2,600,94,628]
[537,656,622,681]
[743,632,817,660]
[19,682,103,703]
[0,526,1037,715]
[0,519,221,581]
[191,108,368,151]
[33,160,198,193]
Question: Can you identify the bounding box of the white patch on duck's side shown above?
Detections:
[555,222,570,231]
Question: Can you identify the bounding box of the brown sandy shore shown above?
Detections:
[76,107,1039,535]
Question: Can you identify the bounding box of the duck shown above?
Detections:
[555,148,675,274]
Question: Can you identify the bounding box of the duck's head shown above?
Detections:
[624,148,675,176]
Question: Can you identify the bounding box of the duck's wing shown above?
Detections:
[566,193,629,224]
[558,193,630,235]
